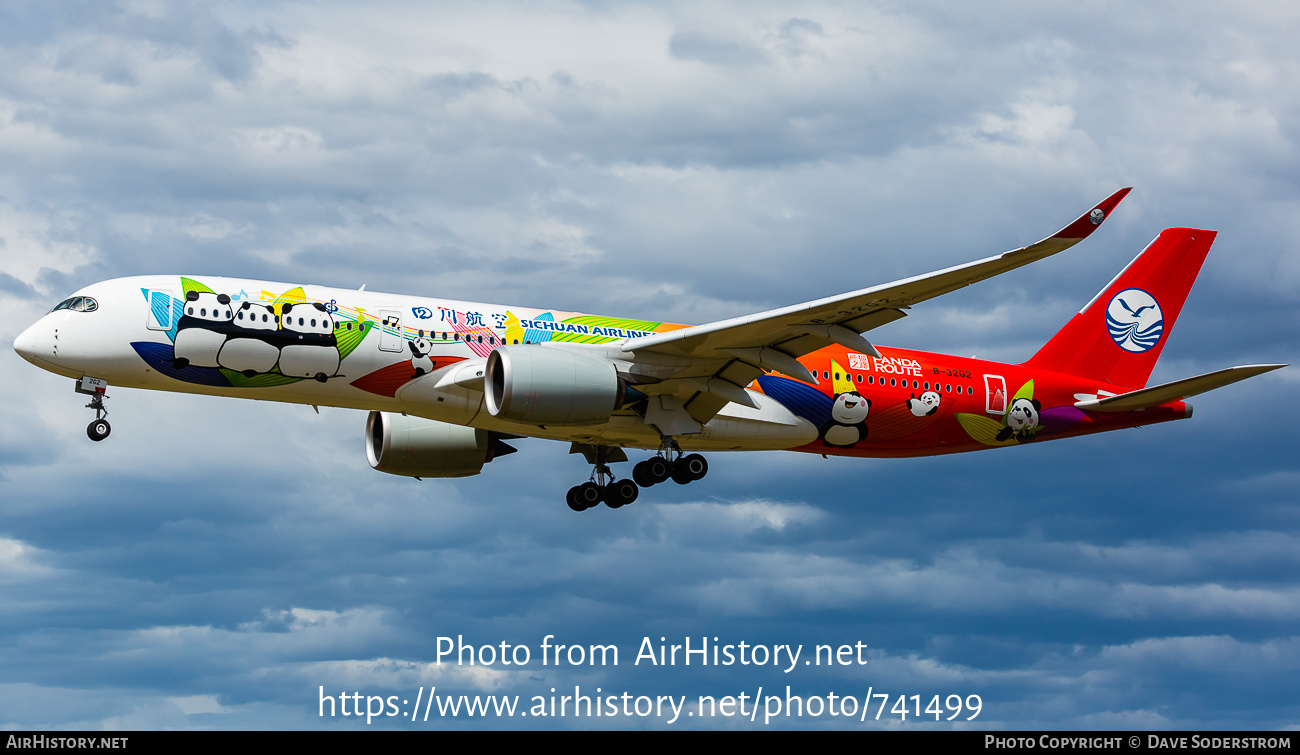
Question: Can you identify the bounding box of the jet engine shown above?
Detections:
[366,411,516,478]
[484,345,626,425]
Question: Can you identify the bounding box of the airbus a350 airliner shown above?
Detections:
[13,189,1285,511]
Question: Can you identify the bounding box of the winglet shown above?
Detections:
[1052,187,1132,240]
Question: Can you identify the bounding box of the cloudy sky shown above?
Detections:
[1,0,1298,730]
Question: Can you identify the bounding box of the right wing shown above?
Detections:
[622,188,1132,366]
[619,189,1133,431]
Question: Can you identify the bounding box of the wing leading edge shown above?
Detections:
[619,189,1133,432]
[623,187,1131,362]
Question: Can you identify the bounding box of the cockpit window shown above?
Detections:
[50,296,98,313]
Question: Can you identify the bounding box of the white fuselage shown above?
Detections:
[13,275,818,451]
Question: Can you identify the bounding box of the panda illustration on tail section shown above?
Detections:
[997,397,1042,442]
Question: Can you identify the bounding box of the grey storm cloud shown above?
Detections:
[0,0,1297,730]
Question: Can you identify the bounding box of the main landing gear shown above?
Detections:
[632,451,708,488]
[565,443,710,512]
[75,377,111,442]
[566,445,639,512]
[566,476,639,512]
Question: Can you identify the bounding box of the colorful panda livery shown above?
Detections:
[997,397,1042,442]
[907,390,942,417]
[819,361,870,448]
[821,392,870,448]
[277,302,339,382]
[173,291,235,368]
[217,301,281,376]
[408,337,434,376]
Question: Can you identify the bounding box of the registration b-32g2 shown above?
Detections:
[13,189,1285,511]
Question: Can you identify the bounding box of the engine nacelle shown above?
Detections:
[366,411,514,478]
[484,346,625,426]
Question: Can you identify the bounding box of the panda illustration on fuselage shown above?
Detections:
[820,391,871,449]
[907,390,942,417]
[217,301,282,377]
[996,397,1042,442]
[173,291,236,369]
[276,302,340,382]
[409,337,434,376]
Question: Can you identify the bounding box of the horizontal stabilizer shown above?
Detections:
[1074,364,1286,412]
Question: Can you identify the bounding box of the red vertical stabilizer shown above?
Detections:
[1022,227,1215,389]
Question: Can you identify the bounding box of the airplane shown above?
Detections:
[12,188,1286,512]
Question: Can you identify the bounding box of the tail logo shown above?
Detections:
[1106,288,1164,353]
[1089,208,1105,225]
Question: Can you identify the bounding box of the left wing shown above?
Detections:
[620,189,1132,431]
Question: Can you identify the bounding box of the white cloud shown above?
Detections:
[0,0,1297,730]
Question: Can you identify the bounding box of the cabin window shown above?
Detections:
[856,374,862,383]
[890,378,896,387]
[946,384,952,393]
[834,371,840,380]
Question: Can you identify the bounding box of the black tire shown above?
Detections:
[605,479,639,508]
[575,482,604,510]
[87,419,111,442]
[632,460,654,488]
[671,464,694,485]
[681,453,708,481]
[646,456,671,484]
[566,486,585,512]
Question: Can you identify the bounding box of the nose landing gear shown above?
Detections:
[75,377,111,442]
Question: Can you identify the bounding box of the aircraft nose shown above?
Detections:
[13,320,44,365]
